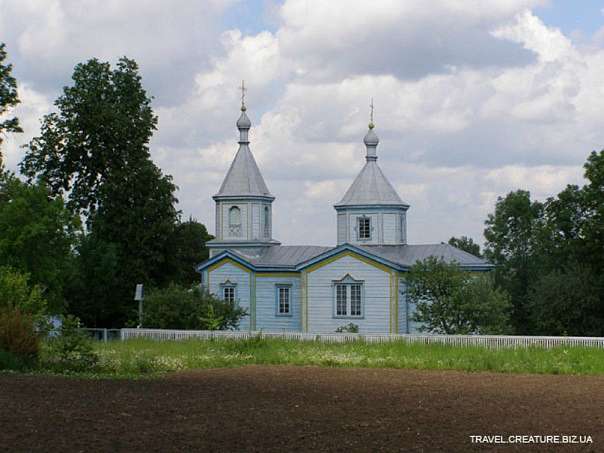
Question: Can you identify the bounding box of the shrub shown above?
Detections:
[143,284,247,330]
[0,308,40,361]
[42,315,98,372]
[336,323,359,333]
[0,266,47,325]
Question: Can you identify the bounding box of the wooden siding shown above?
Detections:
[252,203,260,239]
[382,213,397,244]
[255,276,302,331]
[398,278,408,334]
[208,261,251,331]
[337,212,347,244]
[306,254,391,333]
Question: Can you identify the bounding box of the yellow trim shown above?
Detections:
[301,270,308,332]
[250,272,256,331]
[389,271,399,334]
[305,250,392,274]
[208,257,251,274]
[256,272,300,278]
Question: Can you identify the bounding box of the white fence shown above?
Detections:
[119,328,604,349]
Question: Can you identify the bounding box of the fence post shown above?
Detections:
[103,328,108,343]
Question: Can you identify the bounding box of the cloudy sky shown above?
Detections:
[2,0,604,247]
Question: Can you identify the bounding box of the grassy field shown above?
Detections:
[88,337,604,377]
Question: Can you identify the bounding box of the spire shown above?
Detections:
[215,86,273,199]
[364,98,379,161]
[334,101,407,208]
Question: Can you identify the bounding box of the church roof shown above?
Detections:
[334,123,408,208]
[214,108,273,199]
[335,160,407,207]
[199,243,491,272]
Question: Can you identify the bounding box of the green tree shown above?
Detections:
[0,43,22,167]
[0,175,79,312]
[406,257,511,334]
[448,236,481,257]
[21,57,180,326]
[0,266,47,320]
[21,57,158,217]
[528,263,603,336]
[168,217,214,285]
[142,284,247,330]
[483,190,544,333]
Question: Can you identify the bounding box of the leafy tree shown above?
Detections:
[528,263,603,336]
[0,175,79,312]
[0,266,47,320]
[64,235,121,327]
[21,57,180,326]
[0,43,22,167]
[448,236,481,257]
[168,217,214,285]
[142,284,247,330]
[483,190,544,333]
[21,57,158,217]
[407,257,511,334]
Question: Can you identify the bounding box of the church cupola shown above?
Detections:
[334,101,410,246]
[206,82,280,258]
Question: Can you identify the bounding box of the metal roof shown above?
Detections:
[335,160,407,207]
[357,244,490,268]
[221,243,490,270]
[335,126,408,208]
[247,246,332,267]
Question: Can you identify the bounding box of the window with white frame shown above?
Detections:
[333,275,364,318]
[221,282,236,303]
[276,285,291,315]
[357,216,371,240]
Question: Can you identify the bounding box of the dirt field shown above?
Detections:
[1,366,602,452]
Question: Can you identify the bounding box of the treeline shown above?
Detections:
[0,44,212,327]
[447,150,604,336]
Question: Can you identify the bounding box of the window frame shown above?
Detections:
[356,215,372,241]
[220,280,237,303]
[275,284,293,317]
[263,206,270,238]
[332,275,364,319]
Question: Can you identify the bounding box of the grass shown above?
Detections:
[84,337,604,378]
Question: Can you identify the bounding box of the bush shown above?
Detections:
[0,266,47,320]
[143,284,247,330]
[0,308,40,361]
[42,315,98,372]
[336,323,359,333]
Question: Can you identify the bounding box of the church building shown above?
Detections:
[197,98,491,334]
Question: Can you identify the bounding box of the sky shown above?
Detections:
[2,0,604,247]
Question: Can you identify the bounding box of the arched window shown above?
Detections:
[229,206,241,236]
[264,206,270,238]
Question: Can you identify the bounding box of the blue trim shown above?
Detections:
[196,250,255,272]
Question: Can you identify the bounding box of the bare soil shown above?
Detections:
[1,366,603,452]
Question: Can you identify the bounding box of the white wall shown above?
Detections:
[306,255,391,333]
[256,276,301,331]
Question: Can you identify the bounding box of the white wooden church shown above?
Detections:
[197,99,490,334]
